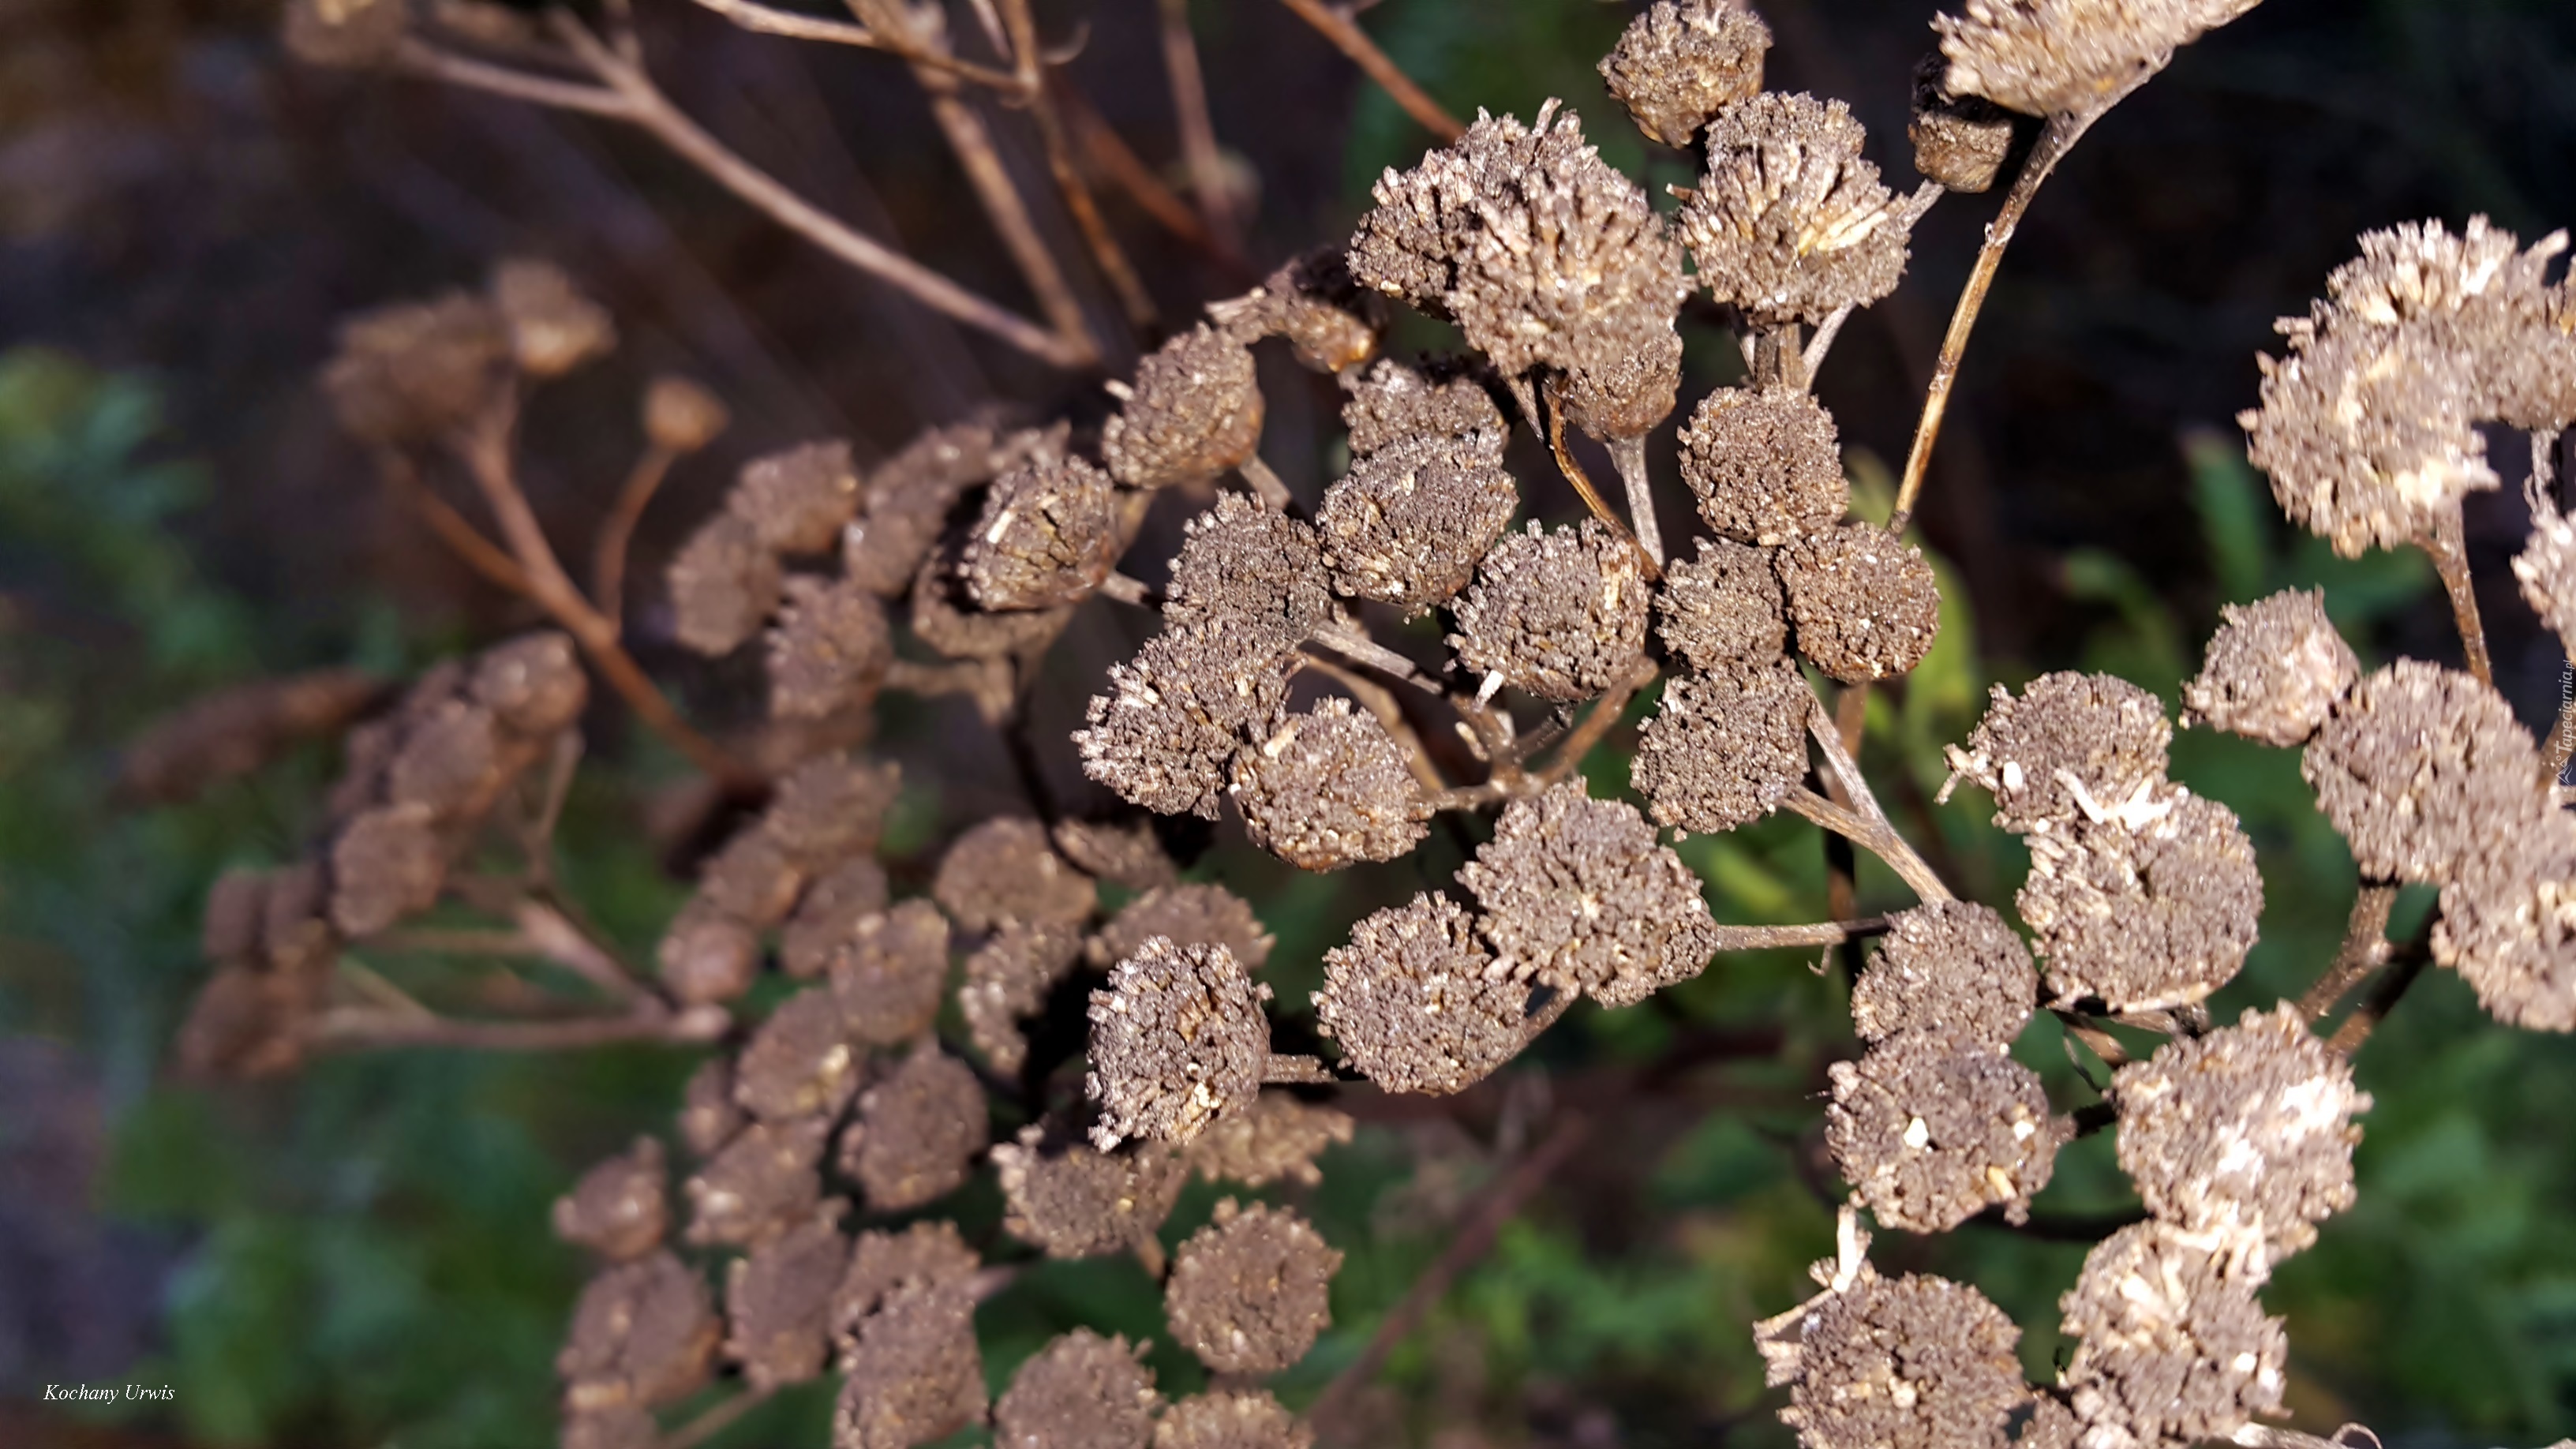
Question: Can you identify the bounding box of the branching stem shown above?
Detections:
[2419,500,2493,687]
[2300,881,2396,1022]
[1271,0,1464,142]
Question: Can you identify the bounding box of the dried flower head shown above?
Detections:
[659,899,760,1006]
[1777,522,1942,683]
[1681,93,1916,327]
[262,860,335,975]
[1779,1271,2028,1449]
[1210,249,1383,375]
[991,1125,1188,1259]
[283,0,407,67]
[1631,661,1809,834]
[2115,1005,2369,1255]
[2181,589,2359,747]
[643,374,731,455]
[328,803,446,937]
[679,1058,745,1159]
[734,986,863,1123]
[834,1283,988,1449]
[1163,492,1334,648]
[2303,660,2547,885]
[1185,1092,1356,1188]
[994,1331,1160,1449]
[1230,699,1433,870]
[2516,504,2576,662]
[729,440,863,556]
[669,512,785,657]
[960,921,1085,1075]
[830,900,953,1046]
[909,532,1078,663]
[175,964,320,1080]
[488,258,616,378]
[1679,387,1848,545]
[201,869,271,965]
[1086,938,1273,1150]
[768,577,892,721]
[1339,359,1507,459]
[1826,1033,2065,1231]
[2242,320,2496,558]
[383,698,500,819]
[1091,883,1278,975]
[782,858,893,980]
[1315,432,1521,614]
[1153,1391,1314,1449]
[2432,807,2576,1032]
[1852,901,2038,1048]
[322,294,512,444]
[1102,325,1267,489]
[1459,781,1721,1007]
[1077,620,1297,819]
[1657,537,1789,669]
[2057,1220,2287,1448]
[934,817,1097,932]
[844,421,1005,597]
[724,1204,848,1391]
[696,826,805,930]
[833,1220,980,1339]
[470,631,586,736]
[554,1137,670,1262]
[559,1250,721,1413]
[1314,893,1568,1094]
[1945,672,2173,831]
[964,454,1123,611]
[1052,817,1182,892]
[1598,0,1773,149]
[1163,1200,1342,1374]
[2018,790,2263,1013]
[1450,520,1650,702]
[842,1044,987,1211]
[1908,54,2016,193]
[764,752,904,867]
[1936,0,2261,120]
[683,1115,830,1248]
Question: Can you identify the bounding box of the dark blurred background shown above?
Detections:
[3,0,2575,1444]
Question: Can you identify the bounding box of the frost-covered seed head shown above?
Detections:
[1777,522,1942,683]
[2303,660,2548,885]
[1229,698,1432,870]
[2017,789,2263,1013]
[1598,0,1773,149]
[1313,893,1568,1094]
[1851,900,2037,1048]
[1631,661,1808,835]
[1679,387,1847,545]
[1087,938,1272,1149]
[2181,589,2359,747]
[1825,1033,2065,1232]
[1316,432,1520,615]
[1458,781,1720,1006]
[1102,325,1267,489]
[1163,1200,1342,1374]
[1680,93,1916,326]
[1449,520,1650,702]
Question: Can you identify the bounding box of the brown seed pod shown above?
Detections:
[1458,781,1720,1008]
[668,512,784,657]
[1598,0,1772,148]
[1945,672,2173,832]
[1314,431,1521,615]
[729,441,863,556]
[1163,1200,1342,1374]
[697,826,807,931]
[829,900,953,1046]
[933,817,1096,932]
[734,986,863,1123]
[991,1125,1188,1259]
[1089,882,1277,975]
[782,858,893,980]
[658,899,761,1006]
[2017,790,2263,1013]
[201,869,271,965]
[833,1283,988,1449]
[174,964,320,1080]
[1851,901,2036,1049]
[1208,249,1383,376]
[1449,520,1650,702]
[1631,661,1809,836]
[470,631,587,737]
[994,1330,1161,1449]
[1163,493,1334,650]
[1052,816,1182,892]
[679,1058,745,1159]
[1338,359,1507,459]
[2114,1004,2371,1255]
[1778,1271,2028,1449]
[561,1405,657,1449]
[283,0,407,67]
[964,454,1123,611]
[1777,522,1942,683]
[832,1220,982,1341]
[1825,1033,2065,1233]
[2432,807,2576,1032]
[843,421,1006,598]
[724,1204,849,1391]
[2057,1220,2287,1448]
[1677,387,1847,545]
[1102,324,1267,489]
[1153,1390,1315,1449]
[1086,938,1273,1150]
[1184,1091,1355,1189]
[642,375,730,455]
[1229,699,1433,871]
[1076,620,1297,819]
[557,1250,721,1413]
[2303,660,2548,885]
[1908,53,2016,193]
[763,752,904,868]
[320,294,512,444]
[488,258,615,378]
[1314,893,1568,1095]
[1680,92,1916,327]
[262,860,335,975]
[960,921,1085,1076]
[2181,589,2360,747]
[1656,537,1788,671]
[683,1115,831,1248]
[328,803,447,938]
[767,578,892,722]
[840,1043,987,1212]
[383,699,501,819]
[553,1137,669,1262]
[1938,0,2263,119]
[908,532,1077,663]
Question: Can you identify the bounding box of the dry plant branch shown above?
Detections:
[1238,453,1296,511]
[2420,501,2494,687]
[1543,377,1656,575]
[1156,0,1241,249]
[1058,80,1245,271]
[995,0,1158,332]
[591,442,677,629]
[376,448,536,594]
[2330,938,2431,1056]
[1537,657,1657,784]
[1709,917,1889,952]
[1272,0,1463,142]
[310,1000,728,1053]
[2299,882,2396,1021]
[686,0,1019,88]
[659,1387,777,1449]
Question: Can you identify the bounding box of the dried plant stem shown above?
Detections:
[1538,657,1657,784]
[1819,684,1870,975]
[1800,302,1858,383]
[1237,453,1295,511]
[512,897,653,1003]
[391,39,630,116]
[659,1387,777,1449]
[686,0,1017,87]
[1303,653,1448,795]
[1306,623,1435,692]
[591,443,677,629]
[1784,786,1950,904]
[996,0,1158,332]
[377,450,537,594]
[1543,380,1655,578]
[1710,917,1889,952]
[1606,434,1665,566]
[2330,942,2430,1056]
[2227,1425,2382,1449]
[1272,0,1463,142]
[1261,1054,1339,1084]
[1306,1112,1590,1432]
[2300,881,2396,1021]
[1058,82,1247,273]
[309,1002,727,1052]
[1099,571,1159,607]
[2419,501,2494,687]
[1157,0,1241,249]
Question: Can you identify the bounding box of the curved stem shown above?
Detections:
[687,0,1018,86]
[1543,378,1654,578]
[1606,434,1664,566]
[1537,657,1657,784]
[591,444,676,631]
[997,0,1157,332]
[1272,0,1463,142]
[2420,500,2494,687]
[2300,882,2395,1021]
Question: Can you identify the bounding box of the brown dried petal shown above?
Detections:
[1449,520,1650,702]
[764,753,904,867]
[174,964,317,1080]
[1938,0,2260,119]
[1209,249,1382,375]
[643,375,730,455]
[489,258,614,377]
[844,421,1005,598]
[909,534,1076,662]
[262,859,335,975]
[698,826,807,930]
[1164,1200,1341,1374]
[2242,320,2496,559]
[321,294,511,444]
[679,1058,745,1159]
[1052,816,1181,892]
[1825,1034,2065,1232]
[1631,661,1807,835]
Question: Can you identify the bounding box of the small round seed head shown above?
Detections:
[782,858,893,980]
[1087,938,1274,1150]
[470,631,586,737]
[724,1204,849,1391]
[2114,1004,2370,1255]
[1154,1391,1314,1449]
[1314,893,1567,1093]
[1599,0,1773,149]
[1780,1271,2027,1449]
[834,1284,988,1449]
[262,860,335,975]
[1825,1033,2065,1232]
[995,1331,1160,1449]
[1164,1200,1342,1374]
[844,421,1004,597]
[830,900,953,1046]
[1339,359,1507,459]
[960,920,1085,1075]
[488,258,616,378]
[1229,699,1432,870]
[2300,218,2576,432]
[2432,807,2576,1032]
[659,899,760,1005]
[679,1058,745,1159]
[2058,1219,2287,1448]
[763,752,903,867]
[643,374,730,455]
[328,803,446,937]
[1852,901,2036,1048]
[1163,492,1333,647]
[201,868,271,965]
[2303,660,2548,885]
[1315,432,1520,615]
[1053,816,1183,891]
[558,1250,720,1413]
[1778,522,1942,683]
[1077,620,1297,819]
[175,965,318,1079]
[696,826,806,930]
[728,440,863,556]
[909,530,1077,662]
[2018,790,2263,1013]
[833,1220,981,1340]
[933,817,1096,932]
[2516,504,2576,662]
[1945,672,2173,832]
[1449,520,1650,702]
[554,1137,670,1262]
[1557,305,1688,443]
[322,294,513,444]
[964,453,1122,610]
[767,576,892,721]
[1908,53,2016,193]
[734,986,863,1123]
[1679,387,1847,545]
[283,0,407,66]
[2181,589,2359,747]
[562,1406,657,1449]
[1209,249,1383,375]
[1657,537,1788,669]
[1103,326,1266,489]
[1631,661,1808,834]
[384,698,502,820]
[1938,0,2262,120]
[1185,1092,1356,1188]
[992,1125,1189,1258]
[1681,93,1916,327]
[1089,882,1276,974]
[841,1043,987,1212]
[669,513,784,657]
[683,1116,829,1248]
[1458,781,1722,1007]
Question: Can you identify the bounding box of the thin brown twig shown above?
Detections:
[1543,379,1655,578]
[376,450,534,594]
[2420,501,2494,687]
[996,0,1158,332]
[1821,684,1870,978]
[591,443,677,630]
[1272,0,1463,142]
[391,38,632,116]
[1782,786,1951,904]
[1306,623,1436,692]
[1537,657,1657,784]
[2330,940,2431,1056]
[1058,81,1244,271]
[658,1386,777,1449]
[1710,918,1889,952]
[2300,881,2396,1021]
[309,1002,728,1052]
[685,0,1019,87]
[1155,0,1241,249]
[1238,454,1296,511]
